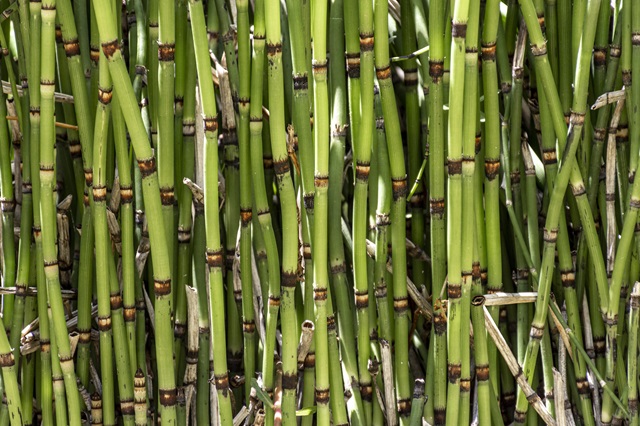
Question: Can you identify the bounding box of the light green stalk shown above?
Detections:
[40,0,82,419]
[90,0,178,420]
[188,0,233,422]
[328,0,365,421]
[459,0,480,421]
[374,0,412,421]
[443,0,470,423]
[261,0,301,423]
[428,0,448,422]
[628,281,640,425]
[247,0,283,423]
[237,0,256,404]
[92,48,117,426]
[157,0,175,283]
[311,0,330,421]
[355,0,374,418]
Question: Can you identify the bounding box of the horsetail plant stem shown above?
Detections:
[90,0,178,421]
[374,0,412,420]
[236,0,256,406]
[188,0,233,422]
[428,0,448,422]
[355,0,374,419]
[39,0,84,418]
[0,0,639,424]
[442,0,471,423]
[261,0,300,424]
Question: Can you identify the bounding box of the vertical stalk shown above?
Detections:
[40,0,83,418]
[157,0,175,277]
[355,0,374,419]
[628,282,640,426]
[237,0,256,404]
[188,0,233,421]
[247,0,283,422]
[459,0,480,421]
[401,0,425,292]
[442,0,470,422]
[90,0,178,421]
[374,0,412,421]
[113,90,137,376]
[92,49,116,426]
[310,0,331,417]
[263,0,302,421]
[328,0,365,421]
[428,0,448,422]
[0,67,16,339]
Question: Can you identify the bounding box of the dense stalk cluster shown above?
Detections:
[2,0,640,424]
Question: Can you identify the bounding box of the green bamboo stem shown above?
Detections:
[92,48,117,426]
[428,1,448,422]
[262,0,298,425]
[188,0,234,421]
[401,0,425,293]
[171,0,188,386]
[374,94,396,424]
[327,0,364,421]
[284,0,314,242]
[628,0,640,187]
[191,206,210,425]
[180,19,204,418]
[354,0,374,419]
[627,281,640,426]
[206,0,218,54]
[129,0,147,100]
[146,0,158,145]
[9,119,32,370]
[56,0,97,389]
[374,0,411,421]
[247,0,282,422]
[28,2,52,420]
[54,25,83,219]
[0,76,16,338]
[0,317,23,426]
[311,0,331,422]
[107,238,135,424]
[557,0,572,118]
[109,92,136,380]
[212,0,238,97]
[442,0,470,423]
[156,0,175,287]
[344,0,360,157]
[91,0,178,421]
[515,0,607,421]
[21,296,37,426]
[508,27,530,367]
[236,0,256,404]
[220,58,243,409]
[48,314,68,426]
[471,261,492,425]
[459,1,480,421]
[39,0,83,418]
[593,0,610,94]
